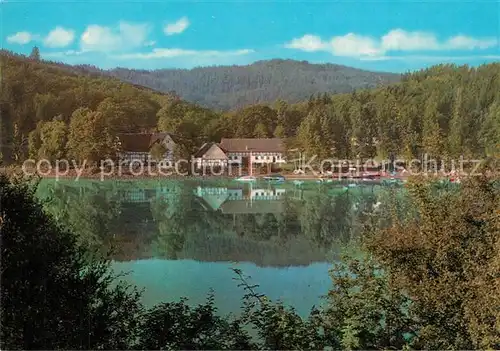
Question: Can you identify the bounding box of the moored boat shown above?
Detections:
[263,174,285,183]
[235,175,257,182]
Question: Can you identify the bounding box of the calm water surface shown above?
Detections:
[36,178,386,316]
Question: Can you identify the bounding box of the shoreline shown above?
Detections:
[7,171,447,183]
[3,166,492,182]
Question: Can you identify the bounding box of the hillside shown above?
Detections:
[77,59,401,110]
[0,51,218,164]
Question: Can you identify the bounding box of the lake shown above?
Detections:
[36,178,389,317]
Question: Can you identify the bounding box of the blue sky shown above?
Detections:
[2,0,499,72]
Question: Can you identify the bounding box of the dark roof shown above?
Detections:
[193,142,213,158]
[118,133,152,152]
[219,138,284,153]
[117,132,179,152]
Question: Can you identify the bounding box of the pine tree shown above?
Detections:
[29,46,40,61]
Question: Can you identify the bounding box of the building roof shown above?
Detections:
[193,142,228,159]
[196,193,229,211]
[118,133,152,152]
[219,138,285,153]
[117,132,179,152]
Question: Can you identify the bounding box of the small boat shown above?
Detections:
[235,175,257,182]
[292,180,304,186]
[263,174,285,183]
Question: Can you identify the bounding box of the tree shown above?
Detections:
[0,175,143,350]
[29,46,40,61]
[254,122,269,138]
[66,108,117,165]
[28,124,42,159]
[366,176,500,349]
[481,100,500,155]
[138,295,254,350]
[96,97,128,133]
[273,124,285,138]
[38,116,67,161]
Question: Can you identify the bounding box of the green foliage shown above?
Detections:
[367,176,500,349]
[326,256,414,350]
[91,59,400,110]
[138,294,254,350]
[0,175,143,350]
[38,116,68,160]
[0,51,167,164]
[67,108,117,165]
[273,124,285,138]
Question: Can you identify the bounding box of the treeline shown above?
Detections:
[291,63,500,160]
[2,51,499,166]
[216,62,500,161]
[2,172,499,349]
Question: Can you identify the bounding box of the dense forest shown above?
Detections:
[99,59,401,110]
[1,50,499,166]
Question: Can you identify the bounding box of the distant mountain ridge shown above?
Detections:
[77,59,401,110]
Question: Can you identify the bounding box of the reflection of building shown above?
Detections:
[120,184,179,203]
[194,186,286,214]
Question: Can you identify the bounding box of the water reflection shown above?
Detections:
[36,180,383,265]
[36,179,385,314]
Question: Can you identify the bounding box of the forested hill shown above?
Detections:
[2,49,499,167]
[0,50,220,164]
[88,59,401,110]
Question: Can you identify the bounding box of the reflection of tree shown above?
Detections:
[300,192,338,246]
[36,180,396,264]
[36,181,122,249]
[150,184,193,260]
[299,187,382,246]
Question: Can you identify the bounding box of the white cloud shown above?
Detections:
[285,29,498,58]
[359,54,500,62]
[284,34,326,52]
[7,31,35,45]
[164,17,190,35]
[330,33,381,57]
[445,35,498,50]
[80,21,150,52]
[43,26,75,48]
[114,48,254,60]
[381,29,439,51]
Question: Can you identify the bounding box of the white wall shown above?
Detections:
[227,153,286,164]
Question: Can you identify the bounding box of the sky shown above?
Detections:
[2,0,500,73]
